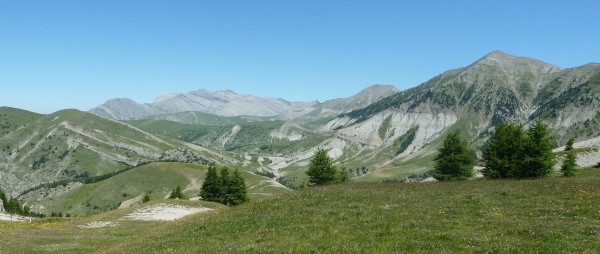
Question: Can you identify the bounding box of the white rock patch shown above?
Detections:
[121,204,212,221]
[78,221,114,228]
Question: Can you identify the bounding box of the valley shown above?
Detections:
[1,51,599,252]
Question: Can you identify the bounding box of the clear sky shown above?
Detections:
[1,1,599,114]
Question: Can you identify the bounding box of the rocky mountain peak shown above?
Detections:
[471,50,563,74]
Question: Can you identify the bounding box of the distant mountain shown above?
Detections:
[90,85,400,123]
[19,51,599,190]
[90,89,318,120]
[123,52,600,185]
[313,51,600,178]
[286,84,400,122]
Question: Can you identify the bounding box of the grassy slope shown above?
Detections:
[2,167,599,253]
[31,162,206,216]
[24,162,290,216]
[1,109,186,195]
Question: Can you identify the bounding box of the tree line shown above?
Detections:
[0,187,45,218]
[434,120,577,181]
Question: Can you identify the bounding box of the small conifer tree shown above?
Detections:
[434,130,475,181]
[200,166,221,202]
[483,122,525,178]
[218,167,231,203]
[169,185,184,199]
[224,169,249,206]
[306,148,337,186]
[561,138,577,177]
[521,120,555,178]
[142,191,151,203]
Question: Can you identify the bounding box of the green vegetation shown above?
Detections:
[21,162,207,216]
[378,115,392,140]
[0,108,189,197]
[394,126,418,155]
[433,130,475,180]
[306,148,350,186]
[483,121,556,179]
[522,120,556,178]
[0,187,44,218]
[482,122,525,178]
[169,185,185,199]
[200,166,249,206]
[19,162,283,217]
[200,166,220,202]
[142,191,151,203]
[2,168,600,252]
[128,119,328,155]
[560,138,578,177]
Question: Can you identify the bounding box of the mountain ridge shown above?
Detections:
[90,85,399,121]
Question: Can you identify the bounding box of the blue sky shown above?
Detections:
[1,1,599,114]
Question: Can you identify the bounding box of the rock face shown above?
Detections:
[90,85,400,121]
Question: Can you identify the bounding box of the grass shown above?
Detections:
[22,162,290,217]
[1,108,187,196]
[22,162,207,217]
[2,167,600,253]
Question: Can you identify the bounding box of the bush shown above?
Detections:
[169,185,184,199]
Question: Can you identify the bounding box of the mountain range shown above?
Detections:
[90,85,400,121]
[120,51,600,186]
[2,50,600,215]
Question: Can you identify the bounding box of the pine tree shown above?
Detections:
[483,122,525,178]
[200,165,221,202]
[200,166,249,206]
[306,148,337,186]
[434,130,475,181]
[561,138,577,177]
[142,191,151,203]
[218,167,231,203]
[521,120,555,178]
[224,169,249,206]
[336,165,351,183]
[169,185,184,199]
